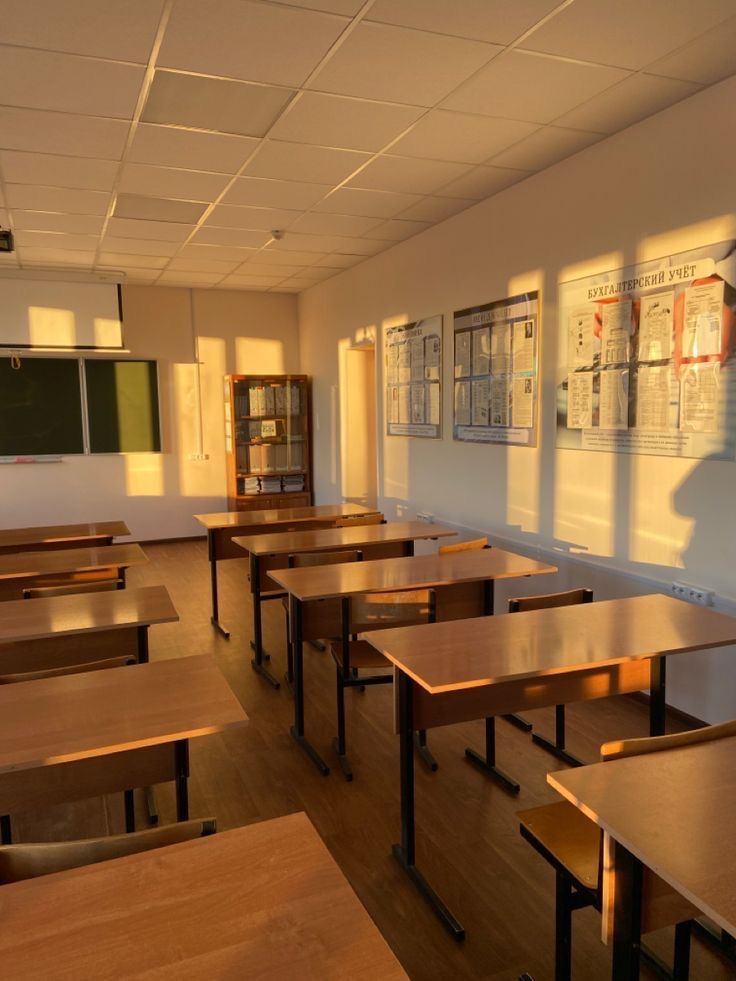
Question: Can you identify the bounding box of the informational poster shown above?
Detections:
[385,315,442,438]
[556,241,736,459]
[453,292,539,446]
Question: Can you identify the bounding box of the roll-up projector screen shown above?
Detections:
[0,278,123,349]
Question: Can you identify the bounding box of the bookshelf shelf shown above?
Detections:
[224,373,312,511]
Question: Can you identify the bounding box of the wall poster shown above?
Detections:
[556,241,736,459]
[453,291,539,446]
[385,315,442,438]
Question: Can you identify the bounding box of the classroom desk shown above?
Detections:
[194,502,381,638]
[0,584,178,673]
[366,593,736,940]
[270,547,556,776]
[0,654,247,840]
[233,520,457,689]
[0,519,130,555]
[0,811,407,980]
[549,735,736,979]
[0,542,148,602]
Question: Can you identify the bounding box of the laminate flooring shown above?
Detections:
[11,540,735,980]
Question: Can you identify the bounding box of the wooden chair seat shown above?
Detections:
[351,590,430,631]
[518,801,599,892]
[329,639,392,672]
[23,579,124,599]
[438,536,488,554]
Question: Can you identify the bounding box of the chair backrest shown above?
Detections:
[0,655,136,685]
[333,513,384,527]
[22,575,123,600]
[601,717,736,762]
[289,549,361,569]
[438,536,489,555]
[0,818,216,884]
[509,587,593,614]
[350,590,432,633]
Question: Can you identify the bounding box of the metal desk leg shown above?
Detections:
[137,625,149,664]
[392,671,464,940]
[208,530,230,639]
[289,595,330,775]
[0,815,12,844]
[649,656,666,737]
[611,841,643,980]
[464,717,520,794]
[124,789,136,832]
[531,704,585,767]
[249,553,279,688]
[135,625,158,823]
[175,740,189,821]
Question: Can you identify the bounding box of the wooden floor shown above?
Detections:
[13,540,735,981]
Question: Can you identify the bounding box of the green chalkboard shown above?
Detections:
[85,360,161,453]
[0,358,84,456]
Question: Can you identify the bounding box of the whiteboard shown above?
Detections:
[0,278,123,349]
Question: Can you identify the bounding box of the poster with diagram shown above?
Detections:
[556,241,736,459]
[453,291,539,446]
[385,315,442,438]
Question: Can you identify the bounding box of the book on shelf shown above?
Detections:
[283,474,304,493]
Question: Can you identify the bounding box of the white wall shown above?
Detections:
[298,75,736,722]
[0,285,299,540]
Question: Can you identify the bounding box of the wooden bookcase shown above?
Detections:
[224,373,312,512]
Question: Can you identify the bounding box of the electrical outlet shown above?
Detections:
[188,453,210,461]
[671,581,715,606]
[416,511,434,523]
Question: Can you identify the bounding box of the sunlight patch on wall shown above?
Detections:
[554,456,616,557]
[125,453,164,497]
[559,251,624,286]
[187,336,227,498]
[94,317,122,348]
[28,306,76,347]
[637,217,736,264]
[235,337,284,374]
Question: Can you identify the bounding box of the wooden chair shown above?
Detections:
[333,513,385,527]
[517,722,736,980]
[508,588,593,766]
[438,536,489,554]
[0,818,216,884]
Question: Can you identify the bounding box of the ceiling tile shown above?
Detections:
[278,277,321,289]
[367,0,562,45]
[118,164,229,201]
[270,1,363,13]
[115,270,161,282]
[177,243,260,262]
[0,0,165,62]
[489,125,602,170]
[12,212,105,235]
[98,253,170,269]
[267,233,388,256]
[647,15,736,84]
[142,71,294,138]
[166,257,240,273]
[221,177,332,210]
[205,205,302,231]
[157,271,226,286]
[232,261,306,277]
[290,265,338,282]
[219,274,287,287]
[106,217,195,242]
[244,141,369,184]
[0,151,118,192]
[0,45,145,119]
[390,111,540,164]
[114,194,207,224]
[348,155,471,195]
[192,227,272,248]
[270,92,423,152]
[0,107,129,159]
[159,0,348,87]
[250,249,322,265]
[314,187,422,217]
[308,22,501,107]
[14,230,99,251]
[362,219,430,242]
[397,196,477,221]
[5,185,110,215]
[442,49,629,123]
[312,253,363,268]
[272,285,302,293]
[100,237,181,257]
[553,74,701,135]
[289,212,380,236]
[129,124,259,173]
[20,248,95,267]
[523,0,736,71]
[439,165,527,199]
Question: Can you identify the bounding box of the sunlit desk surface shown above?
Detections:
[0,812,407,980]
[0,520,129,554]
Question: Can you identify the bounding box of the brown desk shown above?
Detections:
[0,812,407,979]
[549,736,736,979]
[270,547,556,777]
[368,594,736,940]
[194,502,381,639]
[234,520,457,688]
[0,654,247,835]
[0,520,130,555]
[0,542,148,601]
[0,584,178,672]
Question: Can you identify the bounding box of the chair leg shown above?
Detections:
[414,729,439,772]
[333,669,352,782]
[555,871,573,981]
[673,921,691,981]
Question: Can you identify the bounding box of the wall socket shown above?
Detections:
[671,581,715,607]
[416,511,434,523]
[188,453,210,461]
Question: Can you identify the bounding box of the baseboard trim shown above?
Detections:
[628,691,707,729]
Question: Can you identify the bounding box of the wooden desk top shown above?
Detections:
[0,585,178,644]
[0,520,130,550]
[0,812,407,980]
[194,502,380,530]
[270,546,556,602]
[234,520,457,557]
[549,736,736,938]
[0,543,147,581]
[367,593,736,694]
[0,654,247,774]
